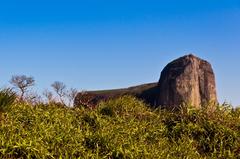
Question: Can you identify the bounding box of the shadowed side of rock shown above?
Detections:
[74,83,159,108]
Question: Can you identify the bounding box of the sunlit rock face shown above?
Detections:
[157,54,217,109]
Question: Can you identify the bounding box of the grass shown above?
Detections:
[0,94,240,158]
[0,89,16,112]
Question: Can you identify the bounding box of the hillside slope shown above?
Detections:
[74,82,160,107]
[0,96,240,158]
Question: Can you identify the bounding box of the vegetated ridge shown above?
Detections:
[0,93,239,158]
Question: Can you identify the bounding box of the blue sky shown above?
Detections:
[0,0,239,106]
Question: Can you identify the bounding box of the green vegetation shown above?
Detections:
[0,89,16,112]
[0,93,239,158]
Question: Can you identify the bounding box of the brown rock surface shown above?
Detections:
[74,54,218,109]
[157,54,217,108]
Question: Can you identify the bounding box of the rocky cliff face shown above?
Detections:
[157,54,217,108]
[74,54,218,109]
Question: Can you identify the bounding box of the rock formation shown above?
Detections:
[157,54,217,108]
[74,92,110,108]
[74,54,218,109]
[74,83,159,108]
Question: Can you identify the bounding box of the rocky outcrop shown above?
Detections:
[74,92,111,108]
[74,83,159,108]
[74,54,218,109]
[157,54,217,108]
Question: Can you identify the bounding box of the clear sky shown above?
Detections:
[0,0,239,106]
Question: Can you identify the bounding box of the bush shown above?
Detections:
[98,95,150,119]
[0,95,240,158]
[0,88,16,112]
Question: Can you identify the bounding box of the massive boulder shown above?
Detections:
[74,54,218,109]
[157,54,217,109]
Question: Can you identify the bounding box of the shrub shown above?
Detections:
[0,88,16,112]
[98,95,150,119]
[0,95,240,158]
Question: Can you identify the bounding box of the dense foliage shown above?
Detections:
[0,94,239,158]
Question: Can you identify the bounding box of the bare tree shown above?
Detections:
[10,75,35,101]
[66,88,78,106]
[43,89,54,104]
[25,91,43,105]
[51,81,66,104]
